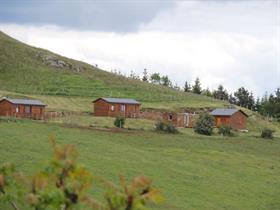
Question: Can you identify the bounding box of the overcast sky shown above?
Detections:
[0,0,279,97]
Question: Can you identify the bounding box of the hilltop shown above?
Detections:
[0,31,227,111]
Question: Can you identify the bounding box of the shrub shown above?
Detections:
[114,116,125,128]
[194,113,214,136]
[261,128,275,139]
[218,125,232,136]
[155,121,165,131]
[155,121,179,134]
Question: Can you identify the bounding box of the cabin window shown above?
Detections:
[111,105,115,111]
[25,106,31,114]
[169,114,173,120]
[15,106,19,113]
[121,105,126,112]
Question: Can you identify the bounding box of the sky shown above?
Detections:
[0,0,279,97]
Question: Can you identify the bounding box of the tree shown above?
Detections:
[173,83,180,90]
[228,94,236,104]
[192,77,202,94]
[161,75,171,87]
[150,73,161,84]
[184,81,191,92]
[202,88,212,97]
[194,113,215,135]
[142,69,148,82]
[259,88,280,120]
[275,88,280,102]
[213,85,228,100]
[234,87,250,107]
[254,97,261,112]
[248,92,255,110]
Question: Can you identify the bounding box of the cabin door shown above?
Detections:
[184,114,190,127]
[121,105,126,115]
[25,106,31,115]
[216,117,221,126]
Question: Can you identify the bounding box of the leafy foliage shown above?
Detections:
[261,128,275,139]
[194,113,215,136]
[0,163,24,210]
[114,116,126,128]
[155,121,179,134]
[103,176,162,210]
[218,125,232,136]
[150,73,161,84]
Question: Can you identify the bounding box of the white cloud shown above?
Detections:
[0,1,279,97]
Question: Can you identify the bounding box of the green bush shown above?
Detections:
[194,113,215,136]
[261,128,275,139]
[155,121,179,134]
[218,125,232,136]
[114,116,126,128]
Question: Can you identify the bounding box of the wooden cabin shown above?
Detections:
[210,108,248,130]
[0,98,46,119]
[93,98,141,118]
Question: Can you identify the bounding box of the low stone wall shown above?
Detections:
[140,110,198,128]
[139,110,163,121]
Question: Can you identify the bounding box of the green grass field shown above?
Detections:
[0,120,279,210]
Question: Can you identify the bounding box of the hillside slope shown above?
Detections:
[0,31,227,110]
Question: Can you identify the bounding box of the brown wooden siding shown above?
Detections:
[228,111,247,130]
[213,111,247,130]
[0,99,45,119]
[93,99,140,118]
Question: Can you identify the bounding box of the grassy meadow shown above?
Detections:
[0,120,280,210]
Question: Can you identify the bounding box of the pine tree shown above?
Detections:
[161,75,171,87]
[202,88,212,97]
[184,81,191,92]
[213,85,229,100]
[228,94,236,104]
[192,77,202,94]
[234,87,250,107]
[142,68,148,82]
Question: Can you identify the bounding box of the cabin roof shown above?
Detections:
[210,108,248,117]
[0,98,46,106]
[93,97,141,105]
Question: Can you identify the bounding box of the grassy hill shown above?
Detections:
[0,31,280,210]
[0,120,279,210]
[0,31,227,110]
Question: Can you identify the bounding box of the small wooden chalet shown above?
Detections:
[0,97,46,119]
[93,98,141,118]
[210,108,248,130]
